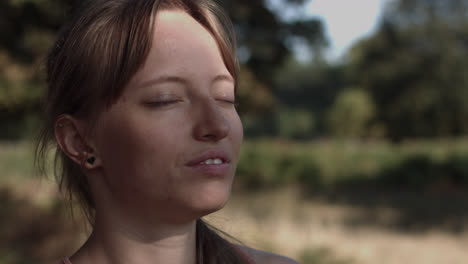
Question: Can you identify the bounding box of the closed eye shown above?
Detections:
[220,99,235,104]
[216,99,238,109]
[217,98,236,104]
[145,100,181,107]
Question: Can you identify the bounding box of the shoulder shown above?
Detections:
[237,245,300,264]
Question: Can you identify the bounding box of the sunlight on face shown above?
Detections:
[91,10,243,224]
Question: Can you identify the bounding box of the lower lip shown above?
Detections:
[186,163,231,176]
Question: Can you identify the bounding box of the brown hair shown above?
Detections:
[35,0,244,263]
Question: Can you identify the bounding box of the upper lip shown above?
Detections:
[185,149,231,166]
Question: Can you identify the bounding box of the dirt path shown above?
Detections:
[207,188,468,264]
[6,179,467,264]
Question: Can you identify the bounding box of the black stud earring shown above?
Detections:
[87,156,96,165]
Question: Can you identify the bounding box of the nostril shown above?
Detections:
[198,120,229,141]
[193,106,229,142]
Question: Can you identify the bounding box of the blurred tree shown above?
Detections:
[223,0,327,115]
[327,88,378,138]
[0,0,69,139]
[276,106,315,139]
[347,0,468,140]
[273,57,345,136]
[242,56,346,139]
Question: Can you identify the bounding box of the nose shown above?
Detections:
[192,99,229,142]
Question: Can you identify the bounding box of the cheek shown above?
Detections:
[94,116,181,205]
[230,112,244,155]
[95,110,170,180]
[97,118,143,166]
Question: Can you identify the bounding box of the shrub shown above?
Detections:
[236,139,468,193]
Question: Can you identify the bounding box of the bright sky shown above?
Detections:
[306,0,393,61]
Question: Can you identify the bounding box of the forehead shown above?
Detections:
[154,9,217,48]
[128,10,229,87]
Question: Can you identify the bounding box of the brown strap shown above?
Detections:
[233,246,256,264]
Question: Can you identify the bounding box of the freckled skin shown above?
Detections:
[90,10,243,225]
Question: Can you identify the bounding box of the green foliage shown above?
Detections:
[0,0,67,139]
[0,142,35,180]
[223,0,326,85]
[273,57,346,136]
[327,88,377,138]
[236,140,322,189]
[374,152,468,191]
[236,139,468,193]
[277,107,315,139]
[347,0,468,139]
[0,0,66,62]
[223,0,327,121]
[236,67,276,115]
[240,58,345,139]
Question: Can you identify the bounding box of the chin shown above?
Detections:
[188,184,232,217]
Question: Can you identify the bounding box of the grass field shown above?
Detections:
[1,139,467,263]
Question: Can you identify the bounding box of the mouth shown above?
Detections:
[186,149,231,167]
[198,158,225,165]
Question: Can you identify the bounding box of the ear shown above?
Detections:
[54,115,102,170]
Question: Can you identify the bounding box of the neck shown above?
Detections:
[71,216,198,264]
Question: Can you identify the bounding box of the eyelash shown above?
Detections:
[219,99,235,104]
[145,100,180,107]
[145,99,238,108]
[218,99,238,107]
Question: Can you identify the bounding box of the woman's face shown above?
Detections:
[90,10,243,223]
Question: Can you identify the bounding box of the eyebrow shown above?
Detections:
[138,74,234,89]
[212,74,234,84]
